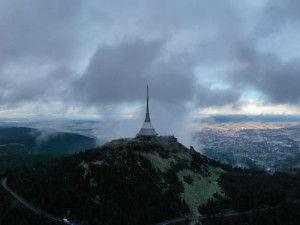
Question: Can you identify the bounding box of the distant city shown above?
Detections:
[193,115,300,171]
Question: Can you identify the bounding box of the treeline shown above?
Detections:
[199,169,300,214]
[201,202,300,225]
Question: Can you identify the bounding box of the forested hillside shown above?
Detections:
[7,138,228,225]
[4,138,300,225]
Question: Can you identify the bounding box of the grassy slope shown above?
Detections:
[139,146,225,215]
[177,167,223,215]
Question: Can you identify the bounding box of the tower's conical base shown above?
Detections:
[136,120,157,138]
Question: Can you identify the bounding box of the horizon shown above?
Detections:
[2,114,300,147]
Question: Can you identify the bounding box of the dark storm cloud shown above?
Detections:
[72,38,198,112]
[73,39,163,104]
[197,88,240,107]
[220,1,300,106]
[229,46,300,104]
[72,38,239,112]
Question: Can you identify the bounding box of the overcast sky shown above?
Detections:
[1,0,300,128]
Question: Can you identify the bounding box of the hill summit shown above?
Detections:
[7,137,227,225]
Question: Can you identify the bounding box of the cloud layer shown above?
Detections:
[1,0,300,141]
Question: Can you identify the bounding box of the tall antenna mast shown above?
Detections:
[147,85,149,115]
[145,85,150,122]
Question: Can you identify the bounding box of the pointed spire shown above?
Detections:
[147,85,149,114]
[145,85,150,122]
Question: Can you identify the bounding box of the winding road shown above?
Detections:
[1,176,298,225]
[1,177,80,225]
[155,203,284,225]
[154,210,267,225]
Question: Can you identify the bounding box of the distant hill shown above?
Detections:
[0,127,97,155]
[6,137,229,225]
[0,127,37,139]
[0,127,97,175]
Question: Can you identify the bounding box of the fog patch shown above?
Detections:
[33,129,61,146]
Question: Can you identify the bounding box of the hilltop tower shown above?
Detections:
[136,85,158,140]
